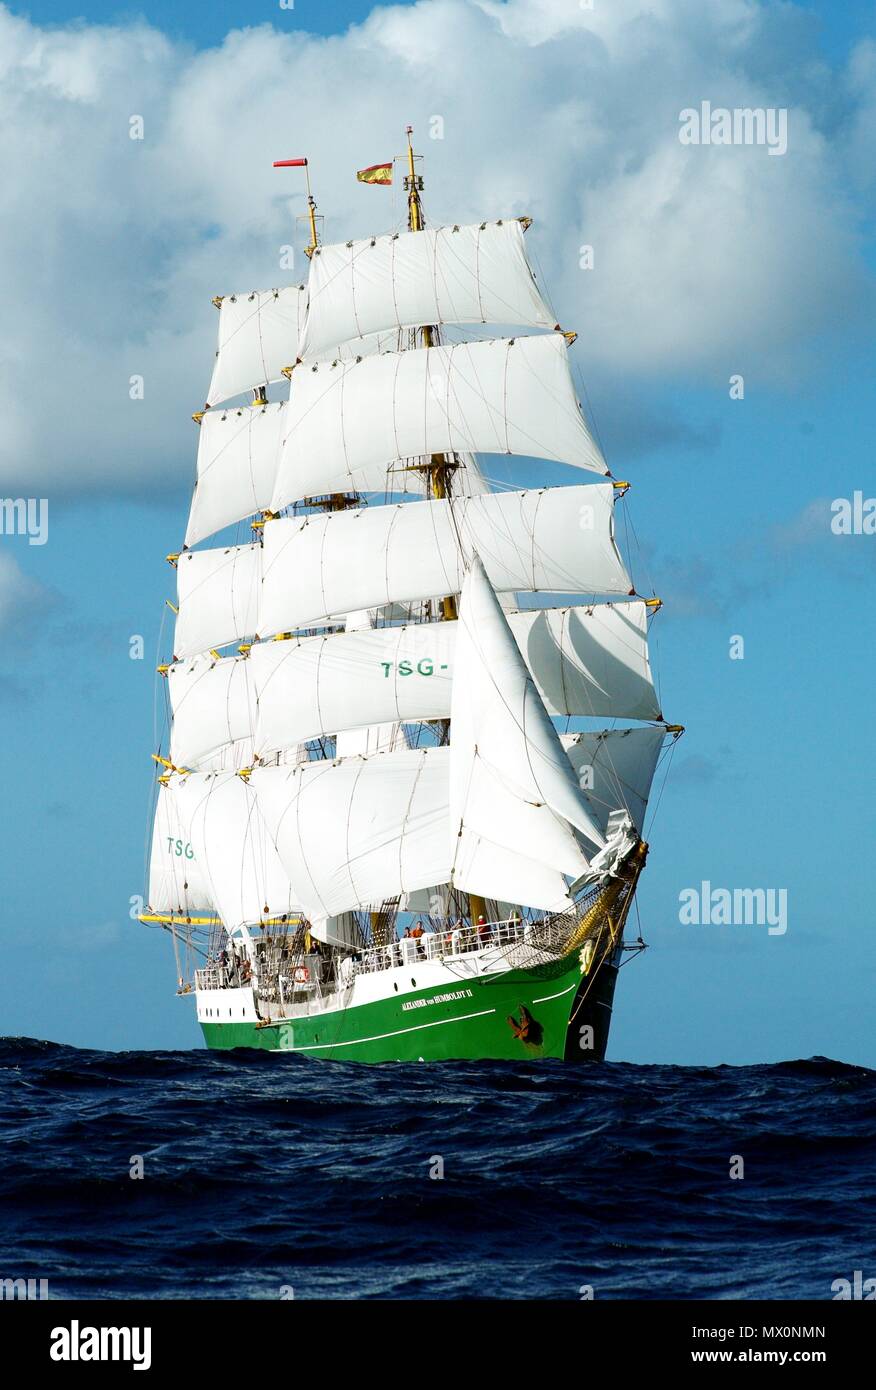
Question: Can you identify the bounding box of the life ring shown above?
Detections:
[293,965,310,984]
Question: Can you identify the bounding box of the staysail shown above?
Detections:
[448,558,605,910]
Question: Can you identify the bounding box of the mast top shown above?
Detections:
[404,126,425,233]
[273,155,320,258]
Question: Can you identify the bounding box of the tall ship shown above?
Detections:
[140,129,682,1062]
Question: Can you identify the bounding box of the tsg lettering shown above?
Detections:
[381,659,445,677]
[166,837,195,859]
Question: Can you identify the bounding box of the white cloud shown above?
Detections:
[0,0,872,497]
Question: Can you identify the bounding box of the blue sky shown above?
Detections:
[1,0,874,1063]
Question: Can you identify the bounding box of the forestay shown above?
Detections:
[250,748,451,921]
[299,220,557,360]
[206,287,307,407]
[174,543,261,660]
[272,334,605,507]
[259,485,630,638]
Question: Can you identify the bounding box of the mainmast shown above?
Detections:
[274,156,353,519]
[405,127,457,619]
[405,125,486,927]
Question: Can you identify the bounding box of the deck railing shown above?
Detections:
[195,916,574,997]
[348,919,531,978]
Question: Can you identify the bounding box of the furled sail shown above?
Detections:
[272,334,605,508]
[168,653,256,772]
[185,403,285,548]
[206,287,307,407]
[449,558,606,910]
[147,782,216,917]
[299,219,556,360]
[250,747,451,922]
[170,771,301,929]
[259,484,630,638]
[561,727,666,839]
[174,543,261,660]
[251,600,657,756]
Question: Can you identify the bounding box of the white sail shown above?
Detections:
[250,748,451,922]
[206,287,307,407]
[174,543,261,659]
[186,398,441,547]
[562,727,667,838]
[171,771,301,929]
[251,600,657,755]
[259,484,630,638]
[185,403,284,548]
[251,625,453,757]
[299,219,557,360]
[272,334,605,508]
[147,782,216,916]
[512,602,661,721]
[449,558,606,910]
[168,653,256,771]
[333,609,410,759]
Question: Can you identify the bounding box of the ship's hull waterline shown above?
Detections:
[199,949,621,1063]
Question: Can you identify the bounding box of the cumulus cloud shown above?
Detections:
[0,0,873,497]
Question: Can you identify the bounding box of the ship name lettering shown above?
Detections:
[401,987,473,1011]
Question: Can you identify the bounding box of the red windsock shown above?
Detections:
[273,158,308,168]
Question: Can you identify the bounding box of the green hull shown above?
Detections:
[200,950,620,1063]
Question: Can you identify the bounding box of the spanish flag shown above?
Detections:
[357,162,393,186]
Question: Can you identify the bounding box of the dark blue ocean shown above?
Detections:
[1,1039,873,1300]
